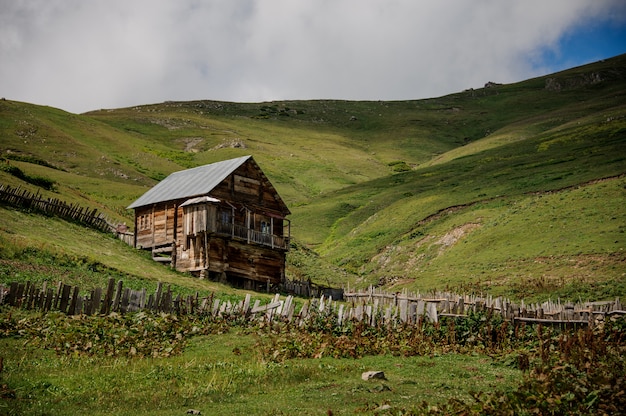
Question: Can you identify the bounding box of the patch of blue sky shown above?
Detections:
[536,18,626,74]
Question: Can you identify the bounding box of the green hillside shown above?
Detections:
[1,54,625,301]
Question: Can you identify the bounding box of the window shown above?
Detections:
[139,214,151,231]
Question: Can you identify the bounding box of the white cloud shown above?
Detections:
[0,0,624,113]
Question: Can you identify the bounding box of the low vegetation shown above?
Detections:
[0,161,55,190]
[2,304,624,415]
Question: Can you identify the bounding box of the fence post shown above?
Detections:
[68,286,80,315]
[101,278,115,315]
[92,288,102,315]
[112,280,123,312]
[426,302,438,323]
[154,282,163,311]
[6,282,19,307]
[44,288,54,312]
[54,281,63,310]
[59,284,72,313]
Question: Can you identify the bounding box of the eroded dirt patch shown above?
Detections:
[434,223,481,254]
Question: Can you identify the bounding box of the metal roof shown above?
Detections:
[127,155,251,209]
[179,196,221,207]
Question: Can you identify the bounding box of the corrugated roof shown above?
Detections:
[127,155,251,209]
[179,196,221,207]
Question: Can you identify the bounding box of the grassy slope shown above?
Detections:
[1,319,521,416]
[0,205,259,300]
[1,54,625,301]
[289,58,626,298]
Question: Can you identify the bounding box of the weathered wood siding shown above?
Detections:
[134,203,177,249]
[175,237,285,284]
[182,204,216,238]
[223,240,285,283]
[175,233,207,272]
[134,205,153,249]
[210,160,287,215]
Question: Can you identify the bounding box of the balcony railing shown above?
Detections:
[215,221,289,250]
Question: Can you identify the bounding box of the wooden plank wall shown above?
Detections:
[210,161,287,215]
[225,242,285,283]
[135,203,178,249]
[152,205,168,247]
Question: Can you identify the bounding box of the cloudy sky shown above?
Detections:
[1,0,625,114]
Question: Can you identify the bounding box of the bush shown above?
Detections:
[409,322,626,415]
[0,162,55,190]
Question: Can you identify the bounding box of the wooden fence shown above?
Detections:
[344,286,625,326]
[0,184,113,233]
[0,279,325,323]
[1,280,202,316]
[1,280,624,328]
[282,279,344,300]
[116,231,134,246]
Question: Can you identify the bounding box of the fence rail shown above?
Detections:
[0,183,114,233]
[1,280,623,328]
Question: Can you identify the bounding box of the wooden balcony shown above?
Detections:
[215,221,290,250]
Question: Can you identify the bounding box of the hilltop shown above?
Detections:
[1,54,625,301]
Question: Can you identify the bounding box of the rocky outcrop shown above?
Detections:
[545,72,604,91]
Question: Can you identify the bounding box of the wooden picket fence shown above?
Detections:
[344,286,626,326]
[1,279,624,328]
[0,279,342,324]
[282,278,344,300]
[1,280,207,317]
[0,184,113,233]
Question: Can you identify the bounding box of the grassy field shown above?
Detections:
[0,317,523,415]
[2,303,624,415]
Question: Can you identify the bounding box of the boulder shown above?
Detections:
[361,371,386,381]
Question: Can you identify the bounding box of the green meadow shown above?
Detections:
[1,317,524,415]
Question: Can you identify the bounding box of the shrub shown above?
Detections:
[0,162,55,190]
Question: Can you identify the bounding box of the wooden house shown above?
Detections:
[127,155,291,290]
